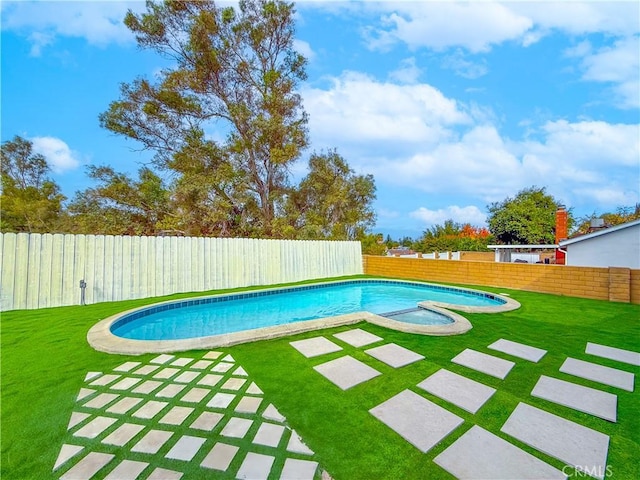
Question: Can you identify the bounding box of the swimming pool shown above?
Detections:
[88,279,520,354]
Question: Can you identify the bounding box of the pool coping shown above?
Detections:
[87,279,520,355]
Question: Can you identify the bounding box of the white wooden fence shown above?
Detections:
[0,233,363,311]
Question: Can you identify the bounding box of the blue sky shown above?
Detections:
[2,1,639,239]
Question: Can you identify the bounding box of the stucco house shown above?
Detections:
[559,219,640,268]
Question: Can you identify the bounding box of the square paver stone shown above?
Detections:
[114,361,141,372]
[221,377,246,391]
[253,422,285,448]
[131,430,174,454]
[150,354,174,364]
[211,362,234,373]
[90,374,120,386]
[102,423,145,446]
[156,383,187,398]
[560,357,635,392]
[417,368,496,414]
[451,348,515,379]
[369,389,463,453]
[236,452,275,480]
[180,387,210,404]
[191,411,224,431]
[333,328,383,347]
[110,377,142,391]
[191,360,213,370]
[153,367,180,379]
[133,365,160,376]
[313,355,382,390]
[104,460,148,480]
[160,406,194,426]
[532,375,617,422]
[132,380,163,394]
[60,452,114,480]
[365,343,424,368]
[107,396,143,415]
[208,392,236,409]
[502,402,610,480]
[174,371,200,383]
[201,442,239,471]
[147,468,183,480]
[434,425,565,480]
[73,416,118,439]
[132,400,169,420]
[220,417,253,438]
[290,337,343,358]
[203,351,223,360]
[84,392,119,409]
[165,435,206,461]
[488,338,547,362]
[171,357,193,367]
[280,459,318,480]
[586,342,640,366]
[235,396,263,414]
[198,374,223,387]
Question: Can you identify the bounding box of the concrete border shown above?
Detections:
[87,279,518,355]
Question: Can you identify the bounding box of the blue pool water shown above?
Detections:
[112,280,503,340]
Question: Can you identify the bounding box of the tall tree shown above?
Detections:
[574,204,640,235]
[99,0,308,236]
[285,150,376,240]
[1,136,65,232]
[66,166,172,235]
[487,186,570,244]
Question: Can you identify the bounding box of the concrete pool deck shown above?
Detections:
[87,279,520,355]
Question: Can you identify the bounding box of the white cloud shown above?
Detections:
[410,205,487,227]
[30,137,81,173]
[388,57,422,84]
[302,71,471,153]
[579,36,640,109]
[364,2,532,53]
[441,49,488,79]
[1,1,145,53]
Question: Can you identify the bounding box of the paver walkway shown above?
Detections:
[54,351,323,480]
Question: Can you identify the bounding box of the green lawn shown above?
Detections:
[2,276,639,479]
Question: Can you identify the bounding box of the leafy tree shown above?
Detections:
[99,0,308,236]
[360,233,387,255]
[573,204,640,235]
[486,186,571,244]
[284,150,376,240]
[66,166,172,235]
[1,136,65,232]
[413,220,492,252]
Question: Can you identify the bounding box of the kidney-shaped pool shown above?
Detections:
[88,279,520,354]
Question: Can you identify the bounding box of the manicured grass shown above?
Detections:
[2,276,639,479]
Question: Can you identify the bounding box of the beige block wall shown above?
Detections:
[459,251,495,262]
[363,256,639,304]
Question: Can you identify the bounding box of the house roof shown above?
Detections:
[559,218,640,246]
[487,245,558,249]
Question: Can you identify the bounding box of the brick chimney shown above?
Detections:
[555,206,568,265]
